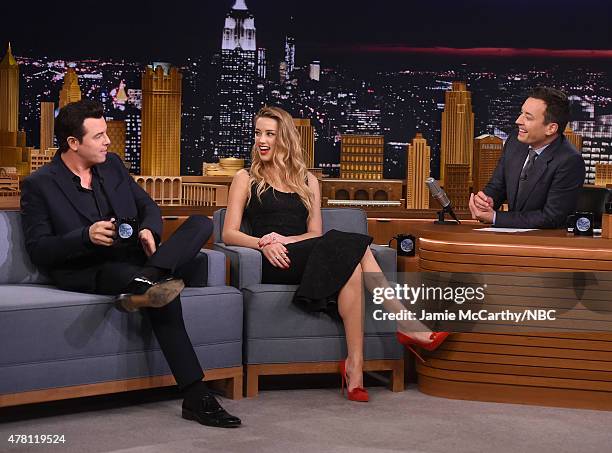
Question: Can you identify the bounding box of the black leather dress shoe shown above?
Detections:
[115,277,185,313]
[182,393,241,428]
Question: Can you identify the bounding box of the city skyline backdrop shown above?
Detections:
[1,0,611,180]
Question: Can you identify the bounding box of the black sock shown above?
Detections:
[183,380,210,400]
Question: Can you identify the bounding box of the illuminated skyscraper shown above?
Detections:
[127,88,142,110]
[122,88,143,172]
[344,109,382,135]
[59,68,82,108]
[293,118,315,168]
[571,116,612,183]
[278,61,287,83]
[444,163,470,210]
[29,148,55,174]
[0,43,19,133]
[441,81,474,185]
[284,34,295,79]
[140,64,182,176]
[257,47,266,79]
[217,0,256,160]
[473,134,503,192]
[406,133,430,209]
[0,43,29,176]
[564,124,582,151]
[595,163,612,186]
[595,162,612,187]
[125,111,141,173]
[40,102,55,152]
[309,61,320,81]
[340,135,384,180]
[106,120,126,161]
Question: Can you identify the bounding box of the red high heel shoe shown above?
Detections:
[396,332,450,364]
[340,360,369,402]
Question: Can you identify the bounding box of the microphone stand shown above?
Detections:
[435,205,461,225]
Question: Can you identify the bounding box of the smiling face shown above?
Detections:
[70,117,110,167]
[254,116,278,163]
[515,97,559,148]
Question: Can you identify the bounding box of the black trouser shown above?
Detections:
[94,215,213,389]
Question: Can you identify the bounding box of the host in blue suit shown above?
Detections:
[469,87,585,229]
[20,99,240,428]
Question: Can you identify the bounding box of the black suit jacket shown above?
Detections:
[483,132,585,229]
[20,152,162,291]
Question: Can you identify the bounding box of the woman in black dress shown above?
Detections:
[223,106,447,402]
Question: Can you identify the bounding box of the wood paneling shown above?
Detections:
[411,225,612,410]
[245,359,405,398]
[0,366,243,408]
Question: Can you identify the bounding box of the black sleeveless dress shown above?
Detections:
[244,185,373,317]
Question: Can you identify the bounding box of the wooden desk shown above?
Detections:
[418,224,612,272]
[412,224,612,410]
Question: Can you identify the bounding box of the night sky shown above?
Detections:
[2,0,611,63]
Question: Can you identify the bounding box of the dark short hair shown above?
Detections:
[55,99,104,153]
[528,86,570,134]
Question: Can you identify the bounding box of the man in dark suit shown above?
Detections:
[469,87,585,229]
[20,99,240,428]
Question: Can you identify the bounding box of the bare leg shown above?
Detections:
[337,263,365,391]
[360,248,432,344]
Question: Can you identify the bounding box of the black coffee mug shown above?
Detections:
[114,217,139,243]
[566,214,575,233]
[573,211,594,236]
[389,234,416,256]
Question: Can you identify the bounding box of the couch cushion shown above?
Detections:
[242,284,403,364]
[0,211,51,285]
[243,284,397,337]
[0,285,243,393]
[321,208,368,234]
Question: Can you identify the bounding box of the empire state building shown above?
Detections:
[216,0,256,161]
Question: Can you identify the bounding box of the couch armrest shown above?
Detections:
[199,249,227,287]
[178,249,226,287]
[213,243,262,289]
[370,244,397,282]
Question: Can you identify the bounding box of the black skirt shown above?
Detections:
[261,229,373,317]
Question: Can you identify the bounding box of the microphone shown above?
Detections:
[426,177,451,208]
[425,177,460,224]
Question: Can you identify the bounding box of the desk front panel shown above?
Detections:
[412,224,612,410]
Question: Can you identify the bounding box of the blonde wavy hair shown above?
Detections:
[248,106,314,216]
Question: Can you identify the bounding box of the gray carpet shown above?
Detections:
[1,385,611,453]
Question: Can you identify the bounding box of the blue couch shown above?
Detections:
[213,207,405,397]
[0,211,244,407]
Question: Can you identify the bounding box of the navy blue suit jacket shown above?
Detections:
[20,152,162,290]
[483,132,585,229]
